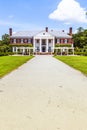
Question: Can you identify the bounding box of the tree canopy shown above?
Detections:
[2,33,10,45]
[73,27,87,48]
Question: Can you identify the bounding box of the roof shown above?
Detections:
[11,30,72,38]
[11,31,39,38]
[50,30,72,38]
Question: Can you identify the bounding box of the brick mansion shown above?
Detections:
[9,27,74,55]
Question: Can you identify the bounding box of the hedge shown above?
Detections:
[74,51,87,56]
[0,52,15,56]
[10,43,33,47]
[55,44,72,47]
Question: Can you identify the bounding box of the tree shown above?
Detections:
[73,28,87,48]
[0,34,11,55]
[2,33,10,45]
[77,27,84,34]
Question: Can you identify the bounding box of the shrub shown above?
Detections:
[74,51,87,56]
[0,52,8,56]
[0,52,15,56]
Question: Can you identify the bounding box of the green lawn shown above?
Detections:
[54,56,87,75]
[0,56,34,78]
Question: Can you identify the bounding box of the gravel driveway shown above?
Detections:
[0,55,87,130]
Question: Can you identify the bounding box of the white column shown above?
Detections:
[13,47,14,52]
[33,38,36,53]
[16,47,18,54]
[61,48,62,56]
[67,48,68,55]
[73,48,74,55]
[40,39,41,52]
[23,47,25,54]
[29,48,30,55]
[46,39,48,52]
[56,49,57,55]
[52,37,55,53]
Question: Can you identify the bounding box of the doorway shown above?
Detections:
[42,46,46,52]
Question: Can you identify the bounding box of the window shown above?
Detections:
[67,39,69,43]
[14,47,16,52]
[14,39,16,43]
[36,39,39,43]
[24,39,28,43]
[28,39,31,43]
[49,39,51,43]
[42,39,46,45]
[48,47,51,52]
[57,39,60,43]
[11,39,14,43]
[21,39,23,43]
[35,47,39,52]
[64,39,67,44]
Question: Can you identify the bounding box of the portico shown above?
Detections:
[33,31,55,54]
[34,38,54,53]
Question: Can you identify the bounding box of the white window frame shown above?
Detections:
[21,39,23,44]
[57,39,60,43]
[64,39,67,44]
[28,39,31,43]
[14,39,16,43]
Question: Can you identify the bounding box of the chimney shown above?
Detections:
[69,27,72,36]
[9,28,12,36]
[45,27,48,32]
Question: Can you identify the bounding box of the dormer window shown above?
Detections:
[43,33,45,35]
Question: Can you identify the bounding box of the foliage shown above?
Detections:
[0,45,11,52]
[55,44,72,47]
[77,27,84,34]
[0,52,15,56]
[54,56,87,75]
[0,56,34,78]
[0,33,12,56]
[2,33,10,45]
[10,43,33,47]
[0,44,12,56]
[73,27,87,48]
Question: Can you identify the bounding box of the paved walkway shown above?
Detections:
[0,55,87,130]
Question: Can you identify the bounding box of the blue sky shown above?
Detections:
[0,0,87,39]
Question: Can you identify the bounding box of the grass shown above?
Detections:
[54,56,87,75]
[0,56,34,78]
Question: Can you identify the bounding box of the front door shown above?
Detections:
[42,46,46,52]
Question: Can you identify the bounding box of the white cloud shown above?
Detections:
[49,0,87,23]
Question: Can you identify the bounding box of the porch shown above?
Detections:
[55,47,74,55]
